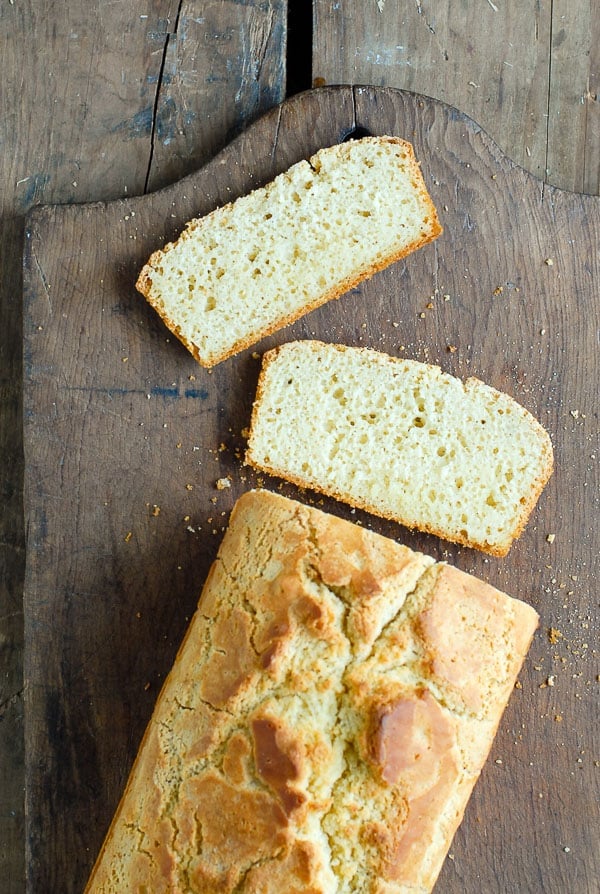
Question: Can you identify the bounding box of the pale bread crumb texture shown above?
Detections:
[135,137,441,367]
[246,341,554,556]
[85,490,539,894]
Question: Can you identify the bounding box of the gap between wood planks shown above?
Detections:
[287,0,313,96]
[137,2,597,197]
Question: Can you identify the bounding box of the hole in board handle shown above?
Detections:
[341,126,374,142]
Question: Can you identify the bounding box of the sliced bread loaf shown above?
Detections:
[84,490,539,893]
[246,341,554,555]
[136,137,441,367]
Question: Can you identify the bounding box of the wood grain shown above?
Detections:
[146,0,287,192]
[3,1,599,890]
[24,87,599,893]
[0,2,286,892]
[546,0,600,194]
[313,0,600,195]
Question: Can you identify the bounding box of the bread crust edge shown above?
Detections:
[245,341,554,557]
[134,136,442,367]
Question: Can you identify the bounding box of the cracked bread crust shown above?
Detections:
[85,490,538,894]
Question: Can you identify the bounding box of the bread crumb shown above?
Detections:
[124,531,132,542]
[447,344,457,353]
[185,484,193,491]
[546,533,555,543]
[554,714,563,722]
[151,505,161,517]
[216,477,231,490]
[544,257,554,266]
[189,374,196,381]
[493,286,503,296]
[548,627,563,644]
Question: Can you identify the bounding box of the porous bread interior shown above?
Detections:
[86,491,539,894]
[136,137,440,366]
[247,341,554,555]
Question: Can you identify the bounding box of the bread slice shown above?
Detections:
[135,137,441,367]
[246,341,553,556]
[85,490,538,894]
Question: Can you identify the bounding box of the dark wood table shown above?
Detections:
[2,3,599,892]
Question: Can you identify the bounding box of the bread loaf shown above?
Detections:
[246,340,553,556]
[135,137,441,367]
[85,489,538,893]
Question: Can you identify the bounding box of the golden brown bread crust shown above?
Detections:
[245,341,554,556]
[85,490,538,893]
[135,137,442,367]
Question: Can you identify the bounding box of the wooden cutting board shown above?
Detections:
[23,87,599,893]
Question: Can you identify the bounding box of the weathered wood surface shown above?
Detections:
[1,2,286,892]
[3,1,600,891]
[24,87,599,893]
[313,0,600,195]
